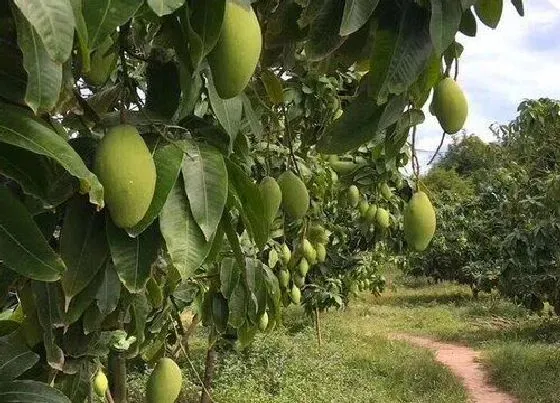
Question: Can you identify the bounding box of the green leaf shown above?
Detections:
[304,0,347,61]
[260,69,284,105]
[459,8,477,36]
[83,0,143,49]
[316,95,381,153]
[225,160,269,249]
[430,0,463,55]
[0,144,76,210]
[107,219,159,293]
[147,0,185,16]
[212,293,229,333]
[511,0,524,16]
[0,184,65,281]
[0,380,71,402]
[237,322,257,349]
[339,0,379,36]
[0,102,104,207]
[95,262,120,315]
[70,0,90,72]
[13,8,62,114]
[220,258,240,298]
[60,197,108,306]
[207,72,243,147]
[129,292,149,349]
[32,281,65,370]
[228,283,247,328]
[186,0,226,67]
[240,93,264,138]
[129,142,184,236]
[13,0,75,63]
[0,331,40,381]
[145,58,181,119]
[181,141,228,241]
[474,0,503,29]
[409,53,443,107]
[367,3,433,103]
[160,179,211,280]
[64,270,104,325]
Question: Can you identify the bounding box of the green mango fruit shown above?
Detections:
[380,183,392,200]
[330,160,359,174]
[348,185,360,207]
[278,269,290,288]
[290,285,301,304]
[259,176,282,224]
[281,244,292,263]
[301,239,316,263]
[358,200,370,217]
[431,78,468,134]
[268,248,279,268]
[365,204,378,222]
[84,38,117,86]
[93,370,109,397]
[258,311,269,332]
[146,358,183,403]
[404,191,436,251]
[298,258,309,277]
[277,171,309,219]
[208,1,262,99]
[94,125,156,228]
[293,274,305,288]
[315,243,326,263]
[376,208,390,229]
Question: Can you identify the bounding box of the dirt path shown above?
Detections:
[389,334,518,403]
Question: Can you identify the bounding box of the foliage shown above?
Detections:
[410,99,560,308]
[0,0,523,401]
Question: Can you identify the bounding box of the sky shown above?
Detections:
[413,0,560,172]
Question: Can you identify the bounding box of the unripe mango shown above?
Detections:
[146,358,182,403]
[431,78,468,134]
[365,204,378,222]
[290,285,301,304]
[301,239,316,263]
[94,125,156,228]
[259,176,282,224]
[208,1,262,99]
[380,183,392,200]
[298,258,309,277]
[348,185,360,207]
[281,244,291,263]
[404,191,436,251]
[376,208,390,229]
[258,311,269,331]
[293,274,305,288]
[278,269,290,288]
[277,171,309,219]
[358,200,369,217]
[315,243,326,263]
[93,370,108,398]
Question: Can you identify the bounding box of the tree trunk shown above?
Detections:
[314,307,322,346]
[108,350,127,403]
[200,341,217,403]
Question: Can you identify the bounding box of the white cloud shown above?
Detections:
[412,0,560,174]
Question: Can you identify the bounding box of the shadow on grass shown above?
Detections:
[371,290,477,307]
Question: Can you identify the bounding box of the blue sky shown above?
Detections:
[413,0,560,172]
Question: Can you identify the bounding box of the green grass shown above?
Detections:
[128,274,560,402]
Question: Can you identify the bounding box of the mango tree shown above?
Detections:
[0,0,522,401]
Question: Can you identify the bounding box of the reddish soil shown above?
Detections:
[389,334,518,403]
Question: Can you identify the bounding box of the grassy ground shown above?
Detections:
[128,271,560,402]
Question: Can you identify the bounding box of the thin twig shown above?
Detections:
[118,21,131,124]
[427,131,446,165]
[411,124,420,188]
[454,57,459,81]
[281,104,301,176]
[170,314,217,403]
